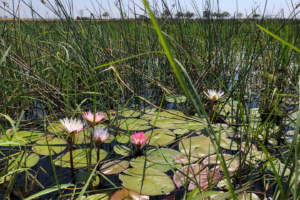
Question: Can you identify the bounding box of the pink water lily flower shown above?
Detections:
[60,118,84,135]
[93,127,110,144]
[82,111,105,126]
[131,132,149,149]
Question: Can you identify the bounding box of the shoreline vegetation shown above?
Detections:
[1,0,300,199]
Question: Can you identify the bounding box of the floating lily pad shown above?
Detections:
[217,179,232,190]
[130,156,181,172]
[104,134,115,144]
[119,109,141,118]
[202,154,235,166]
[8,153,40,170]
[150,119,187,129]
[32,136,67,156]
[73,132,91,144]
[110,188,149,200]
[81,194,109,200]
[219,138,238,151]
[54,148,107,168]
[145,129,176,147]
[266,159,290,177]
[76,170,100,186]
[146,148,181,164]
[233,193,260,200]
[175,121,206,130]
[114,145,131,156]
[119,168,175,196]
[159,110,187,120]
[246,151,267,164]
[173,129,189,135]
[101,160,129,175]
[179,136,216,158]
[0,130,44,146]
[118,119,151,131]
[144,107,156,113]
[166,94,187,103]
[173,154,198,164]
[116,134,130,144]
[47,121,65,134]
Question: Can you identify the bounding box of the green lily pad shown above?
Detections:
[165,94,187,103]
[144,107,156,113]
[104,134,115,144]
[0,130,44,146]
[150,119,187,129]
[145,129,176,147]
[142,110,186,121]
[101,160,129,175]
[179,136,216,158]
[266,159,290,177]
[116,134,130,144]
[8,153,40,170]
[146,148,181,164]
[119,168,175,196]
[173,129,189,135]
[54,148,107,168]
[218,138,238,150]
[175,121,206,130]
[173,154,198,164]
[119,109,141,118]
[32,136,67,156]
[114,145,131,156]
[118,119,151,131]
[47,121,65,134]
[76,170,100,186]
[130,156,181,172]
[110,188,149,200]
[81,194,109,200]
[246,151,267,164]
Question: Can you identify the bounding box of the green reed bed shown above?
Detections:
[1,0,300,199]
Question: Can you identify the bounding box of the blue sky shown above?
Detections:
[1,0,299,19]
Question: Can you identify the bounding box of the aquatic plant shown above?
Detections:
[93,127,111,170]
[58,117,84,179]
[204,90,224,121]
[131,132,149,150]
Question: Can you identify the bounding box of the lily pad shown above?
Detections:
[175,121,207,130]
[54,148,107,168]
[8,153,40,170]
[173,154,198,164]
[76,170,100,186]
[110,188,149,200]
[219,138,238,151]
[145,129,176,147]
[32,136,67,156]
[101,160,129,175]
[165,94,187,103]
[146,148,181,164]
[47,121,65,134]
[119,168,175,196]
[130,156,181,172]
[173,129,189,135]
[118,119,151,131]
[179,136,216,158]
[150,119,187,129]
[114,145,131,156]
[202,154,235,166]
[116,134,130,144]
[0,130,44,146]
[81,194,109,200]
[266,159,290,177]
[104,134,115,144]
[246,151,268,164]
[119,109,141,118]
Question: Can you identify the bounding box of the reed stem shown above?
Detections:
[209,100,215,122]
[97,143,101,171]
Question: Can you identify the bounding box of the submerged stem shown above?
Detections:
[97,143,101,170]
[209,100,215,122]
[69,135,75,181]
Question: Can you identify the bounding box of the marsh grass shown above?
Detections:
[1,0,300,199]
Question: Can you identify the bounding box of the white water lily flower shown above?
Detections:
[60,118,84,134]
[204,89,224,101]
[93,127,110,144]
